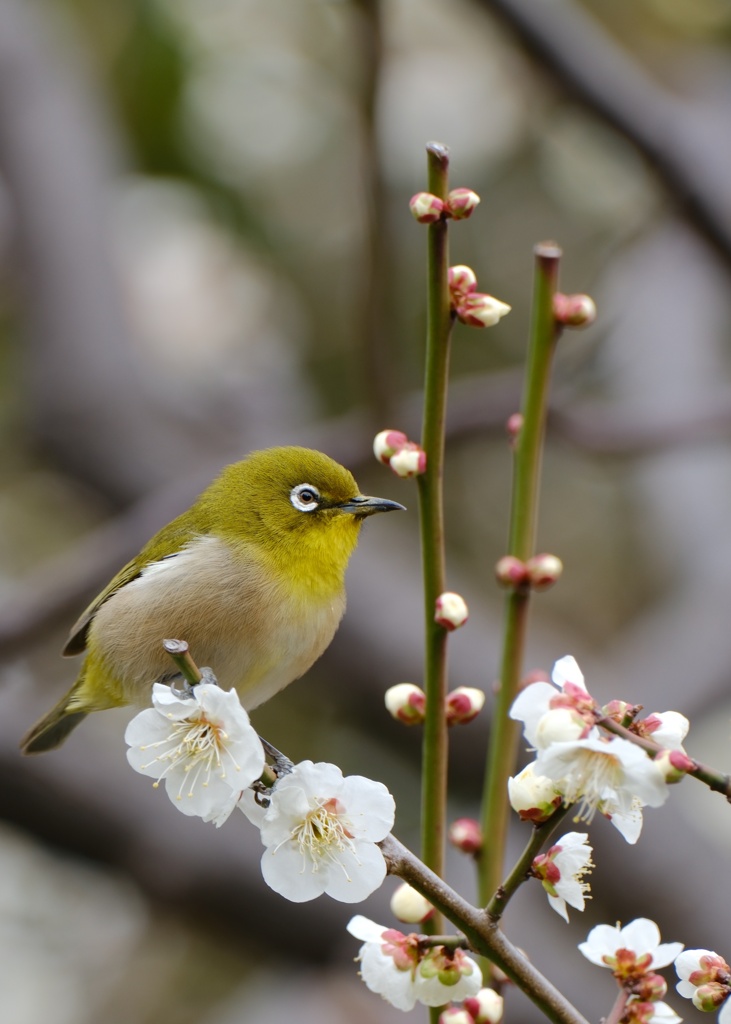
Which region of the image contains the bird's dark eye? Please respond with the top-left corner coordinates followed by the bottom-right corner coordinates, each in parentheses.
top-left (290, 482), bottom-right (321, 512)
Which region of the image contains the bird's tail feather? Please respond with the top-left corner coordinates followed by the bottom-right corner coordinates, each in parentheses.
top-left (21, 685), bottom-right (89, 754)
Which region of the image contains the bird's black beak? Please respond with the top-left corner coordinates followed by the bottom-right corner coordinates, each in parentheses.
top-left (336, 494), bottom-right (406, 517)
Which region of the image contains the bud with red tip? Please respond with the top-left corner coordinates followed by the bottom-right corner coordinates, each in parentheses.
top-left (464, 988), bottom-right (505, 1024)
top-left (526, 553), bottom-right (563, 590)
top-left (456, 293), bottom-right (512, 328)
top-left (390, 446), bottom-right (427, 478)
top-left (654, 748), bottom-right (695, 783)
top-left (495, 555), bottom-right (529, 588)
top-left (449, 264), bottom-right (478, 301)
top-left (553, 293), bottom-right (597, 328)
top-left (385, 683), bottom-right (426, 725)
top-left (446, 188), bottom-right (481, 220)
top-left (373, 429), bottom-right (410, 466)
top-left (435, 592), bottom-right (469, 630)
top-left (410, 192), bottom-right (445, 223)
top-left (448, 817), bottom-right (483, 855)
top-left (446, 687), bottom-right (485, 725)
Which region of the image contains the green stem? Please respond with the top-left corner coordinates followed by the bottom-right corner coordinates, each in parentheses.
top-left (416, 142), bottom-right (453, 931)
top-left (162, 638), bottom-right (202, 685)
top-left (487, 804), bottom-right (572, 920)
top-left (478, 243), bottom-right (562, 906)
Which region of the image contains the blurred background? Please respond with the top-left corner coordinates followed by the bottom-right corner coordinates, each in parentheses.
top-left (1, 0), bottom-right (730, 1020)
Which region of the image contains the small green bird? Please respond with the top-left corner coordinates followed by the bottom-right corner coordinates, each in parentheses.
top-left (21, 446), bottom-right (404, 754)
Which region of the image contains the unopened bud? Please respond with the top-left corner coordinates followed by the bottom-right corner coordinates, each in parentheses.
top-left (457, 293), bottom-right (512, 328)
top-left (439, 1009), bottom-right (473, 1024)
top-left (495, 555), bottom-right (529, 588)
top-left (634, 973), bottom-right (667, 1002)
top-left (506, 412), bottom-right (523, 446)
top-left (508, 762), bottom-right (562, 823)
top-left (410, 192), bottom-right (445, 224)
top-left (435, 591), bottom-right (469, 630)
top-left (601, 699), bottom-right (637, 725)
top-left (464, 988), bottom-right (504, 1024)
top-left (390, 446), bottom-right (427, 478)
top-left (693, 982), bottom-right (730, 1013)
top-left (448, 817), bottom-right (483, 855)
top-left (535, 707), bottom-right (587, 746)
top-left (526, 553), bottom-right (563, 590)
top-left (553, 292), bottom-right (597, 328)
top-left (654, 747), bottom-right (694, 783)
top-left (448, 264), bottom-right (478, 300)
top-left (385, 683), bottom-right (426, 725)
top-left (390, 882), bottom-right (434, 924)
top-left (446, 187), bottom-right (481, 220)
top-left (373, 429), bottom-right (409, 466)
top-left (446, 687), bottom-right (485, 725)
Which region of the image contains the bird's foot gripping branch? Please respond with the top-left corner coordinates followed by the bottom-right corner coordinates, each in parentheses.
top-left (21, 143), bottom-right (731, 1024)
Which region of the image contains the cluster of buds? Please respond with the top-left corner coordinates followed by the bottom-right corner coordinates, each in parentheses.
top-left (373, 429), bottom-right (426, 478)
top-left (494, 553), bottom-right (563, 592)
top-left (553, 292), bottom-right (597, 328)
top-left (384, 683), bottom-right (484, 727)
top-left (448, 817), bottom-right (483, 856)
top-left (440, 989), bottom-right (504, 1024)
top-left (676, 950), bottom-right (731, 1019)
top-left (409, 188), bottom-right (481, 224)
top-left (435, 591), bottom-right (469, 630)
top-left (449, 265), bottom-right (511, 329)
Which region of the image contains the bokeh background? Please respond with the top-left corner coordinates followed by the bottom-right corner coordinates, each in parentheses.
top-left (1, 0), bottom-right (731, 1021)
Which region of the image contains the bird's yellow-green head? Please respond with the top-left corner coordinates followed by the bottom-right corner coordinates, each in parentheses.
top-left (192, 446), bottom-right (404, 589)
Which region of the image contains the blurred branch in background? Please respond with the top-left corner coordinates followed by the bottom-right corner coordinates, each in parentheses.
top-left (480, 0), bottom-right (731, 269)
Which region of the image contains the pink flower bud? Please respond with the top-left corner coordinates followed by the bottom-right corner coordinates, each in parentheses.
top-left (446, 187), bottom-right (481, 220)
top-left (464, 988), bottom-right (504, 1024)
top-left (525, 553), bottom-right (563, 590)
top-left (409, 192), bottom-right (445, 224)
top-left (389, 446), bottom-right (427, 478)
top-left (601, 699), bottom-right (637, 725)
top-left (448, 817), bottom-right (483, 855)
top-left (456, 292), bottom-right (511, 328)
top-left (384, 683), bottom-right (426, 725)
top-left (446, 687), bottom-right (485, 725)
top-left (654, 747), bottom-right (694, 783)
top-left (373, 429), bottom-right (409, 466)
top-left (508, 763), bottom-right (562, 823)
top-left (435, 591), bottom-right (469, 630)
top-left (553, 292), bottom-right (597, 328)
top-left (448, 264), bottom-right (478, 300)
top-left (494, 555), bottom-right (529, 588)
top-left (505, 412), bottom-right (523, 446)
top-left (390, 882), bottom-right (435, 924)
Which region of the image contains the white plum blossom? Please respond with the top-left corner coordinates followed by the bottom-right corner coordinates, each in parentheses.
top-left (579, 918), bottom-right (683, 979)
top-left (638, 711), bottom-right (690, 751)
top-left (240, 761), bottom-right (395, 903)
top-left (125, 682), bottom-right (265, 823)
top-left (676, 949), bottom-right (731, 1024)
top-left (535, 733), bottom-right (669, 843)
top-left (532, 831), bottom-right (593, 922)
top-left (347, 915), bottom-right (482, 1011)
top-left (510, 655), bottom-right (596, 748)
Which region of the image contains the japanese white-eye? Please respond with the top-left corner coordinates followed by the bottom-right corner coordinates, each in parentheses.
top-left (21, 446), bottom-right (404, 753)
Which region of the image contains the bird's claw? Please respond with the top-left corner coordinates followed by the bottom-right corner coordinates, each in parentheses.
top-left (260, 736), bottom-right (294, 778)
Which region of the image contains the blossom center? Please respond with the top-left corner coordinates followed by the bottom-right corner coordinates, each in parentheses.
top-left (140, 713), bottom-right (234, 797)
top-left (291, 797), bottom-right (356, 868)
top-left (561, 747), bottom-right (622, 821)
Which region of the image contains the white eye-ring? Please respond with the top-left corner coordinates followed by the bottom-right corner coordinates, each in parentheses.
top-left (290, 482), bottom-right (321, 512)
